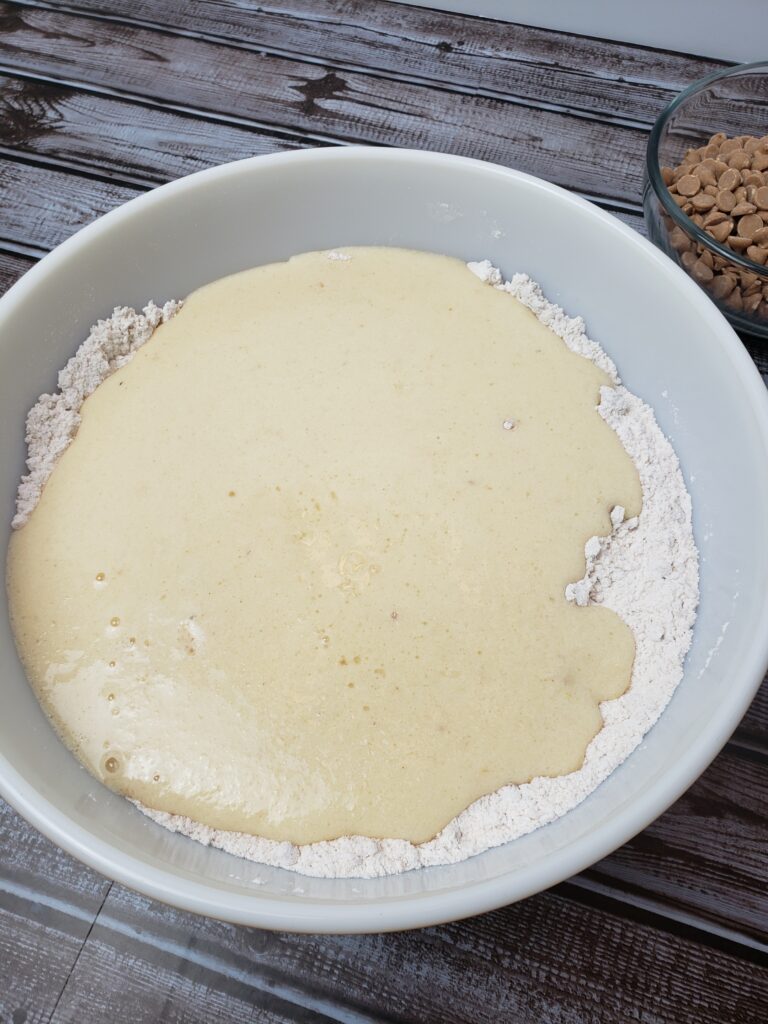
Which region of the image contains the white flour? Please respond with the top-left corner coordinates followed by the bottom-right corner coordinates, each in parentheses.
top-left (14, 257), bottom-right (698, 879)
top-left (12, 301), bottom-right (181, 530)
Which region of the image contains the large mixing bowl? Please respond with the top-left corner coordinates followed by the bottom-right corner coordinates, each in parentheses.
top-left (1, 148), bottom-right (767, 933)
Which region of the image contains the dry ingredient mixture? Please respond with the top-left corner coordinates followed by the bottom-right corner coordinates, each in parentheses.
top-left (9, 252), bottom-right (698, 879)
top-left (13, 300), bottom-right (181, 530)
top-left (662, 132), bottom-right (768, 319)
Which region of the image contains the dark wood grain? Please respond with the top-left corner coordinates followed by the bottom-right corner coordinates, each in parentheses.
top-left (0, 75), bottom-right (305, 186)
top-left (46, 879), bottom-right (768, 1024)
top-left (0, 158), bottom-right (140, 253)
top-left (19, 0), bottom-right (727, 127)
top-left (0, 247), bottom-right (34, 291)
top-left (0, 3), bottom-right (650, 206)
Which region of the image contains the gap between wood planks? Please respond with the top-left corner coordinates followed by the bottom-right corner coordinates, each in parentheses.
top-left (559, 879), bottom-right (768, 963)
top-left (44, 882), bottom-right (114, 1024)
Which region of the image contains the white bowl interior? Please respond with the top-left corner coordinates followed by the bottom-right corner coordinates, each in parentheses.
top-left (1, 148), bottom-right (767, 932)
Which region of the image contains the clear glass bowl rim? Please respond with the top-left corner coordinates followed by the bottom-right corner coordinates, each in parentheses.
top-left (646, 59), bottom-right (768, 278)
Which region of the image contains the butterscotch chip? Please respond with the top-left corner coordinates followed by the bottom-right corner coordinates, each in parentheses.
top-left (708, 220), bottom-right (733, 242)
top-left (669, 226), bottom-right (691, 252)
top-left (729, 150), bottom-right (751, 170)
top-left (691, 193), bottom-right (716, 211)
top-left (711, 274), bottom-right (736, 299)
top-left (677, 174), bottom-right (701, 196)
top-left (663, 135), bottom-right (768, 313)
top-left (696, 166), bottom-right (717, 187)
top-left (718, 167), bottom-right (740, 191)
top-left (691, 259), bottom-right (714, 283)
top-left (740, 270), bottom-right (759, 288)
top-left (738, 214), bottom-right (764, 239)
top-left (743, 171), bottom-right (763, 187)
top-left (731, 201), bottom-right (757, 217)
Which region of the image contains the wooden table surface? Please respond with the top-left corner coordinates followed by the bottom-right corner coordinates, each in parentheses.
top-left (0, 3), bottom-right (766, 1021)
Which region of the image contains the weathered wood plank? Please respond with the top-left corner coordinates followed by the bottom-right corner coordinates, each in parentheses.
top-left (22, 0), bottom-right (725, 127)
top-left (0, 911), bottom-right (82, 1024)
top-left (584, 748), bottom-right (768, 945)
top-left (0, 3), bottom-right (649, 205)
top-left (0, 797), bottom-right (110, 1024)
top-left (0, 247), bottom-right (34, 291)
top-left (0, 158), bottom-right (140, 253)
top-left (49, 892), bottom-right (334, 1024)
top-left (50, 879), bottom-right (768, 1024)
top-left (0, 75), bottom-right (304, 186)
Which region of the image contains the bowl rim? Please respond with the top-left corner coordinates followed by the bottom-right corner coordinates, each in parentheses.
top-left (646, 59), bottom-right (768, 278)
top-left (2, 145), bottom-right (768, 934)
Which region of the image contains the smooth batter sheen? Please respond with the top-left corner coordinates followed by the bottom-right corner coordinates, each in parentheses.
top-left (7, 248), bottom-right (642, 845)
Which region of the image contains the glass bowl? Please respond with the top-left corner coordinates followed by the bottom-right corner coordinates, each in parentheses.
top-left (644, 61), bottom-right (768, 338)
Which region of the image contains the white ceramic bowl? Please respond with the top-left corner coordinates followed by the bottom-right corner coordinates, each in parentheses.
top-left (2, 148), bottom-right (767, 934)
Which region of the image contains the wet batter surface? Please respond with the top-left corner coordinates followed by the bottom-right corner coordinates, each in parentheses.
top-left (7, 248), bottom-right (641, 845)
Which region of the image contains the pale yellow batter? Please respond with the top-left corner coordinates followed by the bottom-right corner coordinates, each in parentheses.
top-left (7, 248), bottom-right (641, 845)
